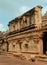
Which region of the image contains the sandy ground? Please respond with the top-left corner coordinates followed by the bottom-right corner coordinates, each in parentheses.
top-left (0, 54), bottom-right (47, 65)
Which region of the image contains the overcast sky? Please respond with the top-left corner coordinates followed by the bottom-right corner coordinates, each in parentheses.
top-left (0, 0), bottom-right (47, 31)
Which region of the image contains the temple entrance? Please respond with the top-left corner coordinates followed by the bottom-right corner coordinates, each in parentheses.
top-left (43, 32), bottom-right (47, 54)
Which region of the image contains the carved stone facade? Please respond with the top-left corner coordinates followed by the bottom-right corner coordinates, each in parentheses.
top-left (7, 6), bottom-right (43, 57)
top-left (0, 5), bottom-right (47, 58)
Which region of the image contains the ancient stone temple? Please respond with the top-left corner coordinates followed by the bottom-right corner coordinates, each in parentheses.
top-left (7, 5), bottom-right (43, 55)
top-left (0, 5), bottom-right (47, 58)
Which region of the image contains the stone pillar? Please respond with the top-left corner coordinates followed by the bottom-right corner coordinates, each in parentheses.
top-left (30, 14), bottom-right (35, 25)
top-left (12, 42), bottom-right (15, 51)
top-left (33, 33), bottom-right (43, 55)
top-left (15, 40), bottom-right (21, 53)
top-left (36, 33), bottom-right (43, 55)
top-left (20, 19), bottom-right (23, 28)
top-left (27, 16), bottom-right (30, 26)
top-left (15, 23), bottom-right (18, 30)
top-left (34, 6), bottom-right (43, 29)
top-left (37, 37), bottom-right (43, 55)
top-left (8, 41), bottom-right (13, 52)
top-left (17, 21), bottom-right (20, 30)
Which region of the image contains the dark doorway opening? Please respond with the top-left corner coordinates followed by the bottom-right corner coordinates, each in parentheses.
top-left (43, 32), bottom-right (47, 54)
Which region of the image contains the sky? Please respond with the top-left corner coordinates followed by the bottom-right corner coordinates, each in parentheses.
top-left (0, 0), bottom-right (47, 31)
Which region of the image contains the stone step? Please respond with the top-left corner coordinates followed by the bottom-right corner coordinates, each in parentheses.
top-left (35, 55), bottom-right (47, 62)
top-left (37, 58), bottom-right (47, 62)
top-left (36, 55), bottom-right (47, 58)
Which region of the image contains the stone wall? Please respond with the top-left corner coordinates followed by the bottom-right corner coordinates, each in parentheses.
top-left (8, 6), bottom-right (42, 32)
top-left (7, 28), bottom-right (43, 55)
